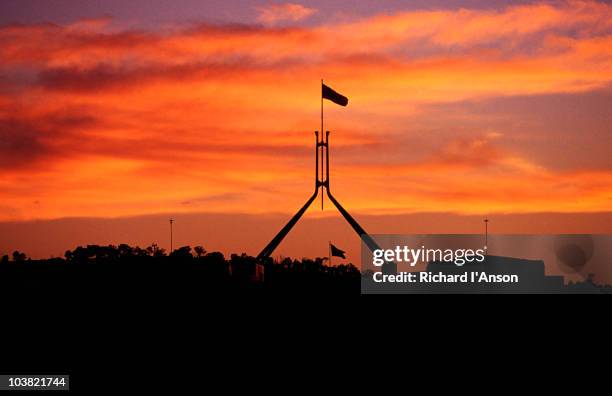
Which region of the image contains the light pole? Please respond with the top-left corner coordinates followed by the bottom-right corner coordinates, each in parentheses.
top-left (169, 218), bottom-right (174, 253)
top-left (484, 218), bottom-right (489, 255)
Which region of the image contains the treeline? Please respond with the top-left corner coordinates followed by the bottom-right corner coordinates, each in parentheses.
top-left (0, 244), bottom-right (360, 296)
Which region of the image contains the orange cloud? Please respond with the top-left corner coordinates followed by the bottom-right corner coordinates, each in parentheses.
top-left (0, 1), bottom-right (612, 222)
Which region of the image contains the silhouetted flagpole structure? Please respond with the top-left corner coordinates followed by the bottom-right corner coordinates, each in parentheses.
top-left (257, 81), bottom-right (383, 261)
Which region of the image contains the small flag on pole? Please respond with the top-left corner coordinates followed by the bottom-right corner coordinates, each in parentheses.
top-left (322, 83), bottom-right (348, 106)
top-left (330, 243), bottom-right (346, 259)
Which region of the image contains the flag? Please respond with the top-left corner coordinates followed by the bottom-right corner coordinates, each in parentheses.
top-left (330, 243), bottom-right (346, 259)
top-left (322, 83), bottom-right (348, 106)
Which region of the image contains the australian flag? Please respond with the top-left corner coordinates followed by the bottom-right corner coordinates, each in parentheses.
top-left (322, 83), bottom-right (348, 106)
top-left (330, 243), bottom-right (346, 259)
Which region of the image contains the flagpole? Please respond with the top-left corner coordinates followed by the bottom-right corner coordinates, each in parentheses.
top-left (321, 79), bottom-right (324, 211)
top-left (329, 240), bottom-right (332, 267)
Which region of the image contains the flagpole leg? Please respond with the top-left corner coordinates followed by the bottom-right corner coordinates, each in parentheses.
top-left (256, 132), bottom-right (321, 260)
top-left (321, 79), bottom-right (324, 211)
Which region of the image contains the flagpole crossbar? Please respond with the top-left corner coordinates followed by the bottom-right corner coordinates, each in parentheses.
top-left (256, 130), bottom-right (384, 261)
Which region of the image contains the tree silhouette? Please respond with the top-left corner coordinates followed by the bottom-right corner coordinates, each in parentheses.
top-left (0, 243), bottom-right (364, 296)
top-left (146, 243), bottom-right (166, 257)
top-left (170, 246), bottom-right (192, 258)
top-left (12, 251), bottom-right (27, 262)
top-left (194, 246), bottom-right (206, 258)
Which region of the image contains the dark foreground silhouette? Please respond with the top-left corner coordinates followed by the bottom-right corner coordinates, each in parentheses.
top-left (0, 244), bottom-right (361, 297)
top-left (4, 244), bottom-right (608, 297)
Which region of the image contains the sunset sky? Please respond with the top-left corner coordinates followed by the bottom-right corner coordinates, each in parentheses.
top-left (1, 0), bottom-right (612, 262)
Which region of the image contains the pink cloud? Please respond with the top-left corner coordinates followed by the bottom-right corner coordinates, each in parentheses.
top-left (256, 3), bottom-right (317, 25)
